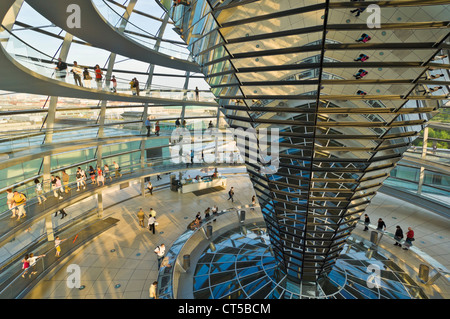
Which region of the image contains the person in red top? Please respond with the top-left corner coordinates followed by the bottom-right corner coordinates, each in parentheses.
top-left (155, 121), bottom-right (160, 136)
top-left (94, 64), bottom-right (103, 90)
top-left (403, 227), bottom-right (415, 250)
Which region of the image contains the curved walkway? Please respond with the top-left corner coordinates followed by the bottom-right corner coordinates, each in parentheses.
top-left (25, 0), bottom-right (200, 73)
top-left (0, 1), bottom-right (213, 105)
top-left (0, 161), bottom-right (243, 247)
top-left (0, 41), bottom-right (214, 105)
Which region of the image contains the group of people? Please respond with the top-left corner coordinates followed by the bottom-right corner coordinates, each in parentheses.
top-left (75, 161), bottom-right (122, 191)
top-left (6, 189), bottom-right (28, 221)
top-left (21, 235), bottom-right (67, 278)
top-left (55, 59), bottom-right (125, 93)
top-left (21, 252), bottom-right (46, 278)
top-left (5, 161), bottom-right (124, 221)
top-left (175, 118), bottom-right (187, 128)
top-left (137, 207), bottom-right (158, 234)
top-left (55, 59), bottom-right (108, 90)
top-left (363, 214), bottom-right (415, 250)
top-left (144, 117), bottom-right (160, 137)
top-left (129, 78), bottom-right (140, 96)
top-left (191, 205), bottom-right (219, 229)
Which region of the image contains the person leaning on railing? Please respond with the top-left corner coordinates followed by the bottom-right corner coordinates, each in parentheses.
top-left (403, 227), bottom-right (415, 251)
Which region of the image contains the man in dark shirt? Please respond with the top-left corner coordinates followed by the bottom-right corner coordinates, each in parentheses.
top-left (394, 226), bottom-right (404, 247)
top-left (55, 58), bottom-right (68, 81)
top-left (376, 218), bottom-right (386, 231)
top-left (363, 214), bottom-right (370, 231)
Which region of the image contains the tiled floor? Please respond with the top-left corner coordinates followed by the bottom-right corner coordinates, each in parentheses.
top-left (25, 174), bottom-right (450, 299)
top-left (25, 174), bottom-right (256, 299)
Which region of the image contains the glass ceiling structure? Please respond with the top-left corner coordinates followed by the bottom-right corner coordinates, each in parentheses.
top-left (157, 0), bottom-right (450, 286)
top-left (0, 0), bottom-right (228, 213)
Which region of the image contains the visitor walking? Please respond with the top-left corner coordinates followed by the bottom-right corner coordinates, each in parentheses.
top-left (54, 236), bottom-right (67, 257)
top-left (147, 180), bottom-right (153, 195)
top-left (355, 33), bottom-right (371, 43)
top-left (134, 78), bottom-right (140, 96)
top-left (54, 208), bottom-right (67, 219)
top-left (350, 7), bottom-right (365, 17)
top-left (195, 86), bottom-right (199, 101)
top-left (76, 168), bottom-right (85, 191)
top-left (104, 164), bottom-right (112, 182)
top-left (13, 190), bottom-right (27, 221)
top-left (21, 254), bottom-right (30, 278)
top-left (94, 64), bottom-right (103, 90)
top-left (34, 178), bottom-right (47, 205)
top-left (376, 218), bottom-right (386, 231)
top-left (145, 116), bottom-right (151, 137)
top-left (354, 54), bottom-right (369, 62)
top-left (27, 253), bottom-right (46, 277)
top-left (89, 166), bottom-right (97, 185)
top-left (394, 226), bottom-right (404, 247)
top-left (62, 170), bottom-right (70, 193)
top-left (155, 121), bottom-right (160, 136)
top-left (149, 207), bottom-right (157, 218)
top-left (137, 208), bottom-right (145, 228)
top-left (6, 189), bottom-right (15, 216)
top-left (353, 69), bottom-right (368, 79)
top-left (227, 187), bottom-right (235, 202)
top-left (71, 61), bottom-right (83, 86)
top-left (80, 167), bottom-right (87, 188)
top-left (55, 176), bottom-right (64, 198)
top-left (111, 75), bottom-right (117, 93)
top-left (113, 161), bottom-right (122, 178)
top-left (154, 244), bottom-right (165, 269)
top-left (148, 215), bottom-right (156, 234)
top-left (363, 214), bottom-right (370, 231)
top-left (97, 166), bottom-right (105, 186)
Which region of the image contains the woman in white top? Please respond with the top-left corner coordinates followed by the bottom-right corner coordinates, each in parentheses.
top-left (104, 164), bottom-right (112, 182)
top-left (54, 176), bottom-right (64, 199)
top-left (34, 179), bottom-right (47, 204)
top-left (97, 166), bottom-right (105, 186)
top-left (54, 236), bottom-right (66, 257)
top-left (27, 252), bottom-right (46, 276)
top-left (6, 189), bottom-right (14, 211)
